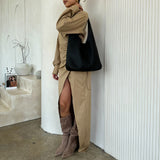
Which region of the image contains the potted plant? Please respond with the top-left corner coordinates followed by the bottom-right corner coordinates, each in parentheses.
top-left (12, 38), bottom-right (33, 75)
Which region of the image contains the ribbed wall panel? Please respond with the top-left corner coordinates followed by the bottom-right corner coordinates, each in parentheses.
top-left (105, 0), bottom-right (160, 160)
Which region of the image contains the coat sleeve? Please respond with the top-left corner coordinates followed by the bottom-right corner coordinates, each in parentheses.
top-left (52, 35), bottom-right (61, 75)
top-left (56, 5), bottom-right (88, 35)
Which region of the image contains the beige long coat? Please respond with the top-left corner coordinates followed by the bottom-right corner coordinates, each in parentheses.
top-left (52, 4), bottom-right (91, 152)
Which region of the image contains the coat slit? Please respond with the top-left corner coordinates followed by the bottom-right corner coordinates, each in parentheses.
top-left (58, 71), bottom-right (70, 119)
top-left (57, 72), bottom-right (81, 149)
top-left (57, 70), bottom-right (90, 153)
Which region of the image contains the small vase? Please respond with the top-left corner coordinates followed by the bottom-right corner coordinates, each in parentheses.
top-left (14, 63), bottom-right (32, 75)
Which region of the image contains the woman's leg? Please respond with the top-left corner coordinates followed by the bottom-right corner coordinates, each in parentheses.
top-left (55, 78), bottom-right (72, 157)
top-left (59, 78), bottom-right (72, 117)
top-left (59, 75), bottom-right (78, 158)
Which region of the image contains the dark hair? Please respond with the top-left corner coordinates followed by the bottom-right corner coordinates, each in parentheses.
top-left (78, 0), bottom-right (80, 3)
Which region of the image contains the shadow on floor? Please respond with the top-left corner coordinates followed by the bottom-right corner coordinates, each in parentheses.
top-left (0, 118), bottom-right (116, 160)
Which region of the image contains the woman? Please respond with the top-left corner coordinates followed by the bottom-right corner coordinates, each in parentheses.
top-left (52, 0), bottom-right (91, 158)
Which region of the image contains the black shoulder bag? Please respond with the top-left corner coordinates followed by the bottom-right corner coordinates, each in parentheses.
top-left (66, 19), bottom-right (102, 71)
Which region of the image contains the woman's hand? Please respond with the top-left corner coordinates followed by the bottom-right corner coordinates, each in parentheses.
top-left (76, 3), bottom-right (83, 11)
top-left (53, 73), bottom-right (59, 80)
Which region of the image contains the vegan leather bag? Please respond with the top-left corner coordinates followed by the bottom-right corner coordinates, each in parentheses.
top-left (66, 19), bottom-right (102, 71)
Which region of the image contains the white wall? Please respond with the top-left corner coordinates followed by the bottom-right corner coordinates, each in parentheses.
top-left (41, 0), bottom-right (106, 150)
top-left (41, 0), bottom-right (64, 134)
top-left (0, 0), bottom-right (41, 85)
top-left (105, 0), bottom-right (160, 160)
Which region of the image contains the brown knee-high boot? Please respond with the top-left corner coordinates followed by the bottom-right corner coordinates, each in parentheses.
top-left (62, 117), bottom-right (79, 159)
top-left (55, 114), bottom-right (72, 157)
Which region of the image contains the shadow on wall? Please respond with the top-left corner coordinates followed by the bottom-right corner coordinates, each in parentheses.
top-left (84, 0), bottom-right (106, 150)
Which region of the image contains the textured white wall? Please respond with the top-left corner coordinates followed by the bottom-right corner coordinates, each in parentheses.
top-left (0, 0), bottom-right (41, 85)
top-left (105, 0), bottom-right (160, 160)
